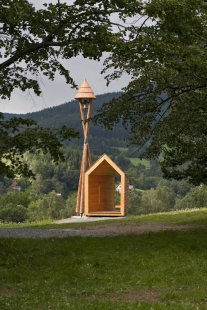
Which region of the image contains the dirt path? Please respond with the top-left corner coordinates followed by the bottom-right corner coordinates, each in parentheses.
top-left (0, 222), bottom-right (205, 238)
top-left (83, 222), bottom-right (197, 234)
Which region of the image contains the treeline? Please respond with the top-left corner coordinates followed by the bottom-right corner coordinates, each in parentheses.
top-left (0, 146), bottom-right (207, 223)
top-left (0, 191), bottom-right (77, 223)
top-left (128, 182), bottom-right (207, 215)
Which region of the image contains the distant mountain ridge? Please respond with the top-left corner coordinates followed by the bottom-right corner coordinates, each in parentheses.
top-left (5, 92), bottom-right (128, 154)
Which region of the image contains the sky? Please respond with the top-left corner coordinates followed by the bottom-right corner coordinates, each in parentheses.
top-left (0, 1), bottom-right (130, 114)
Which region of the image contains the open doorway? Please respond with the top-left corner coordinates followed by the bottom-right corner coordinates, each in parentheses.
top-left (114, 173), bottom-right (121, 211)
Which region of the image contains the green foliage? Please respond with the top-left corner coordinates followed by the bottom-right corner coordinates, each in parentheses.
top-left (27, 148), bottom-right (82, 196)
top-left (0, 204), bottom-right (27, 223)
top-left (0, 0), bottom-right (140, 99)
top-left (127, 180), bottom-right (191, 216)
top-left (0, 191), bottom-right (35, 208)
top-left (0, 0), bottom-right (141, 179)
top-left (96, 0), bottom-right (207, 185)
top-left (27, 191), bottom-right (66, 221)
top-left (113, 153), bottom-right (131, 170)
top-left (64, 192), bottom-right (77, 218)
top-left (0, 189), bottom-right (76, 223)
top-left (0, 191), bottom-right (35, 223)
top-left (175, 186), bottom-right (207, 210)
top-left (126, 159), bottom-right (162, 190)
top-left (6, 92), bottom-right (128, 155)
top-left (128, 190), bottom-right (142, 215)
top-left (139, 184), bottom-right (175, 214)
top-left (0, 113), bottom-right (79, 178)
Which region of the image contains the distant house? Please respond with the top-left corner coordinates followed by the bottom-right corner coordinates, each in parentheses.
top-left (116, 184), bottom-right (134, 193)
top-left (11, 180), bottom-right (21, 191)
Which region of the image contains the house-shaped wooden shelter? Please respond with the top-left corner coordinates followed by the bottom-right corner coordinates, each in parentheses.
top-left (85, 154), bottom-right (128, 217)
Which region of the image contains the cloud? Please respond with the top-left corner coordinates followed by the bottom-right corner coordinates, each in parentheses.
top-left (1, 55), bottom-right (130, 114)
top-left (0, 1), bottom-right (130, 114)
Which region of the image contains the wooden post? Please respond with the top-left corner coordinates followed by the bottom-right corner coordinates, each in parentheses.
top-left (74, 80), bottom-right (95, 216)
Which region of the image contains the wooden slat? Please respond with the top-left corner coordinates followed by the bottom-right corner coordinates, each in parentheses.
top-left (87, 211), bottom-right (123, 217)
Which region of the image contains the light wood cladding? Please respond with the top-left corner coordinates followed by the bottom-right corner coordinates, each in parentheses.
top-left (85, 154), bottom-right (128, 217)
top-left (75, 81), bottom-right (95, 215)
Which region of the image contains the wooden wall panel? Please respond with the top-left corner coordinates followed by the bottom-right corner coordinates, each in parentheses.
top-left (87, 175), bottom-right (115, 213)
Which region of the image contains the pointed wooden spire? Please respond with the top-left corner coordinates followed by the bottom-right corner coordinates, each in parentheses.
top-left (75, 79), bottom-right (96, 100)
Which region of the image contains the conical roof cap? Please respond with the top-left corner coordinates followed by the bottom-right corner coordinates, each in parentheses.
top-left (75, 79), bottom-right (96, 99)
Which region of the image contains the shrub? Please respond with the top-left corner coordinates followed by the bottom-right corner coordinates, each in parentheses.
top-left (62, 192), bottom-right (77, 218)
top-left (27, 191), bottom-right (66, 221)
top-left (175, 186), bottom-right (207, 210)
top-left (128, 190), bottom-right (142, 215)
top-left (0, 204), bottom-right (27, 223)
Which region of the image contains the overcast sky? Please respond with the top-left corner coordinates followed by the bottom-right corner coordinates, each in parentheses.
top-left (0, 1), bottom-right (130, 114)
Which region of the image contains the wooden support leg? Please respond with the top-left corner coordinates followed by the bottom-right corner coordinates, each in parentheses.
top-left (76, 99), bottom-right (93, 216)
top-left (87, 143), bottom-right (92, 167)
top-left (79, 144), bottom-right (87, 215)
top-left (76, 170), bottom-right (82, 214)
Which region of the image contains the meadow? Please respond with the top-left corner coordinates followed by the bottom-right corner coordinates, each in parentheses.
top-left (1, 209), bottom-right (207, 309)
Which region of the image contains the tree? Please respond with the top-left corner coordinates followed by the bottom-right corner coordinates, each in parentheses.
top-left (175, 185), bottom-right (207, 210)
top-left (0, 0), bottom-right (140, 99)
top-left (0, 0), bottom-right (140, 178)
top-left (96, 0), bottom-right (207, 185)
top-left (0, 203), bottom-right (27, 223)
top-left (27, 191), bottom-right (66, 221)
top-left (0, 114), bottom-right (78, 178)
top-left (139, 183), bottom-right (176, 214)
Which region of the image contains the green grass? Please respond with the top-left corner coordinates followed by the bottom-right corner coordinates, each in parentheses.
top-left (1, 208), bottom-right (207, 230)
top-left (27, 207), bottom-right (207, 230)
top-left (0, 219), bottom-right (54, 228)
top-left (1, 209), bottom-right (207, 309)
top-left (130, 208), bottom-right (207, 225)
top-left (113, 147), bottom-right (128, 152)
top-left (1, 229), bottom-right (207, 309)
top-left (128, 157), bottom-right (151, 168)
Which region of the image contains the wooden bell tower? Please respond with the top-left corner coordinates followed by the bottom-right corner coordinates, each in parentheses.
top-left (74, 80), bottom-right (96, 216)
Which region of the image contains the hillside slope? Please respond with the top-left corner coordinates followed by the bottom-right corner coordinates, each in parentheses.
top-left (5, 92), bottom-right (128, 154)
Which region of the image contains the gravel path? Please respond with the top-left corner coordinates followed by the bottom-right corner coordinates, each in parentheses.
top-left (0, 227), bottom-right (114, 238)
top-left (0, 222), bottom-right (204, 238)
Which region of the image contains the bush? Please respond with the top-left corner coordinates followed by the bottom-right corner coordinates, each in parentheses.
top-left (0, 191), bottom-right (35, 208)
top-left (128, 190), bottom-right (142, 215)
top-left (63, 192), bottom-right (77, 218)
top-left (175, 186), bottom-right (207, 210)
top-left (0, 204), bottom-right (27, 223)
top-left (131, 184), bottom-right (176, 215)
top-left (27, 191), bottom-right (66, 221)
top-left (140, 188), bottom-right (166, 214)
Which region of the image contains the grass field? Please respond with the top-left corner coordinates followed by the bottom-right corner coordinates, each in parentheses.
top-left (112, 147), bottom-right (151, 168)
top-left (128, 157), bottom-right (151, 169)
top-left (1, 209), bottom-right (207, 309)
top-left (1, 208), bottom-right (207, 229)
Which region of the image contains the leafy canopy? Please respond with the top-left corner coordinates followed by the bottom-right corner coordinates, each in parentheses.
top-left (0, 0), bottom-right (140, 178)
top-left (0, 0), bottom-right (141, 99)
top-left (96, 0), bottom-right (207, 185)
top-left (0, 113), bottom-right (78, 178)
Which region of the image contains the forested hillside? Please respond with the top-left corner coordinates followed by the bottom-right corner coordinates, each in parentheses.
top-left (1, 93), bottom-right (206, 224)
top-left (5, 92), bottom-right (128, 155)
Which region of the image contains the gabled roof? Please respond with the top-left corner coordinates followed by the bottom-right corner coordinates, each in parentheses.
top-left (85, 154), bottom-right (125, 176)
top-left (75, 79), bottom-right (96, 99)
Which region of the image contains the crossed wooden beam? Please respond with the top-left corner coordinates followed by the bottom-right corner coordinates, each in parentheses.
top-left (76, 99), bottom-right (93, 215)
top-left (74, 80), bottom-right (95, 216)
